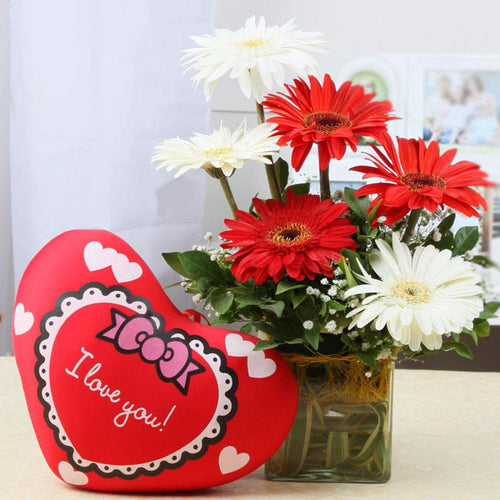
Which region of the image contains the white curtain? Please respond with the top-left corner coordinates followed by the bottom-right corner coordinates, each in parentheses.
top-left (5, 0), bottom-right (214, 353)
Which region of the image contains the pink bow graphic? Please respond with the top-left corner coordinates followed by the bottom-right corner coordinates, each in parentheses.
top-left (97, 309), bottom-right (203, 394)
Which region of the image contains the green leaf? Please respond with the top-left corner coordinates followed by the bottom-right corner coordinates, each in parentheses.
top-left (276, 280), bottom-right (306, 295)
top-left (248, 192), bottom-right (259, 215)
top-left (162, 252), bottom-right (190, 278)
top-left (304, 328), bottom-right (321, 350)
top-left (286, 183), bottom-right (310, 197)
top-left (484, 301), bottom-right (500, 314)
top-left (328, 300), bottom-right (346, 311)
top-left (442, 341), bottom-right (473, 359)
top-left (473, 320), bottom-right (490, 337)
top-left (164, 280), bottom-right (184, 289)
top-left (178, 251), bottom-right (224, 283)
top-left (285, 338), bottom-right (305, 344)
top-left (463, 328), bottom-right (478, 345)
top-left (254, 339), bottom-right (281, 351)
top-left (471, 255), bottom-right (499, 268)
top-left (210, 289), bottom-right (234, 314)
top-left (437, 213), bottom-right (456, 233)
top-left (341, 249), bottom-right (363, 274)
top-left (292, 290), bottom-right (307, 309)
top-left (251, 321), bottom-right (277, 337)
top-left (197, 277), bottom-right (212, 295)
top-left (344, 187), bottom-right (371, 220)
top-left (259, 301), bottom-right (285, 318)
top-left (275, 158), bottom-right (289, 192)
top-left (452, 226), bottom-right (479, 255)
top-left (234, 294), bottom-right (262, 306)
top-left (355, 351), bottom-right (379, 370)
top-left (479, 308), bottom-right (498, 320)
top-left (367, 200), bottom-right (382, 225)
top-left (433, 230), bottom-right (454, 250)
top-left (341, 333), bottom-right (357, 350)
top-left (338, 257), bottom-right (357, 287)
top-left (240, 323), bottom-right (253, 334)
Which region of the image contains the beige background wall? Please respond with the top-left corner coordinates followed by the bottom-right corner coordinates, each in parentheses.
top-left (0, 0), bottom-right (13, 355)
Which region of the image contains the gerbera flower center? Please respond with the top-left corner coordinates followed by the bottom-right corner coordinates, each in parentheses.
top-left (205, 147), bottom-right (234, 158)
top-left (267, 222), bottom-right (313, 246)
top-left (304, 111), bottom-right (353, 134)
top-left (236, 38), bottom-right (268, 49)
top-left (401, 172), bottom-right (447, 192)
top-left (392, 281), bottom-right (431, 305)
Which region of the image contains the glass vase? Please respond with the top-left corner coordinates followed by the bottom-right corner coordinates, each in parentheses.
top-left (265, 353), bottom-right (394, 483)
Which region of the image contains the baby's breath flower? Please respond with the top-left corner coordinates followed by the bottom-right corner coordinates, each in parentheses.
top-left (365, 371), bottom-right (372, 378)
top-left (377, 216), bottom-right (387, 224)
top-left (320, 278), bottom-right (329, 285)
top-left (325, 320), bottom-right (337, 333)
top-left (204, 232), bottom-right (213, 241)
top-left (361, 342), bottom-right (370, 351)
top-left (432, 229), bottom-right (442, 242)
top-left (377, 347), bottom-right (393, 360)
top-left (303, 320), bottom-right (314, 330)
top-left (192, 293), bottom-right (202, 303)
top-left (328, 285), bottom-right (337, 296)
top-left (464, 250), bottom-right (474, 261)
top-left (320, 294), bottom-right (330, 302)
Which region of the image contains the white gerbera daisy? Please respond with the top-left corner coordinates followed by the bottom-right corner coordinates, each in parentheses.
top-left (345, 234), bottom-right (484, 351)
top-left (183, 16), bottom-right (327, 102)
top-left (152, 121), bottom-right (279, 178)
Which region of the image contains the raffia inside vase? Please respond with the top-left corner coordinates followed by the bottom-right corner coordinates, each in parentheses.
top-left (266, 353), bottom-right (394, 483)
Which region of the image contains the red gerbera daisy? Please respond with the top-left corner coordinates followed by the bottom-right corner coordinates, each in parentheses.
top-left (220, 190), bottom-right (358, 284)
top-left (263, 74), bottom-right (396, 171)
top-left (352, 134), bottom-right (494, 225)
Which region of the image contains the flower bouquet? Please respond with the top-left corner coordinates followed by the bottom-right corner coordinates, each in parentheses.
top-left (152, 17), bottom-right (498, 483)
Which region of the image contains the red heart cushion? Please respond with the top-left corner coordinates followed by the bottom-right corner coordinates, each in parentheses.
top-left (13, 230), bottom-right (298, 491)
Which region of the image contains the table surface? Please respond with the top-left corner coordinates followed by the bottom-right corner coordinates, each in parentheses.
top-left (1, 357), bottom-right (499, 500)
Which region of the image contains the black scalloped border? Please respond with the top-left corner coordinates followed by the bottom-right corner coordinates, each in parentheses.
top-left (34, 282), bottom-right (238, 479)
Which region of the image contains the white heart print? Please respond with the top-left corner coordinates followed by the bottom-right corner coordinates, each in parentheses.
top-left (84, 241), bottom-right (142, 283)
top-left (58, 461), bottom-right (89, 486)
top-left (14, 303), bottom-right (34, 336)
top-left (225, 334), bottom-right (277, 378)
top-left (218, 446), bottom-right (250, 475)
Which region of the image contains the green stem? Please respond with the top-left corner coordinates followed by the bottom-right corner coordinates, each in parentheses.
top-left (402, 208), bottom-right (423, 243)
top-left (319, 164), bottom-right (331, 200)
top-left (255, 101), bottom-right (281, 201)
top-left (219, 176), bottom-right (238, 216)
top-left (255, 101), bottom-right (266, 124)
